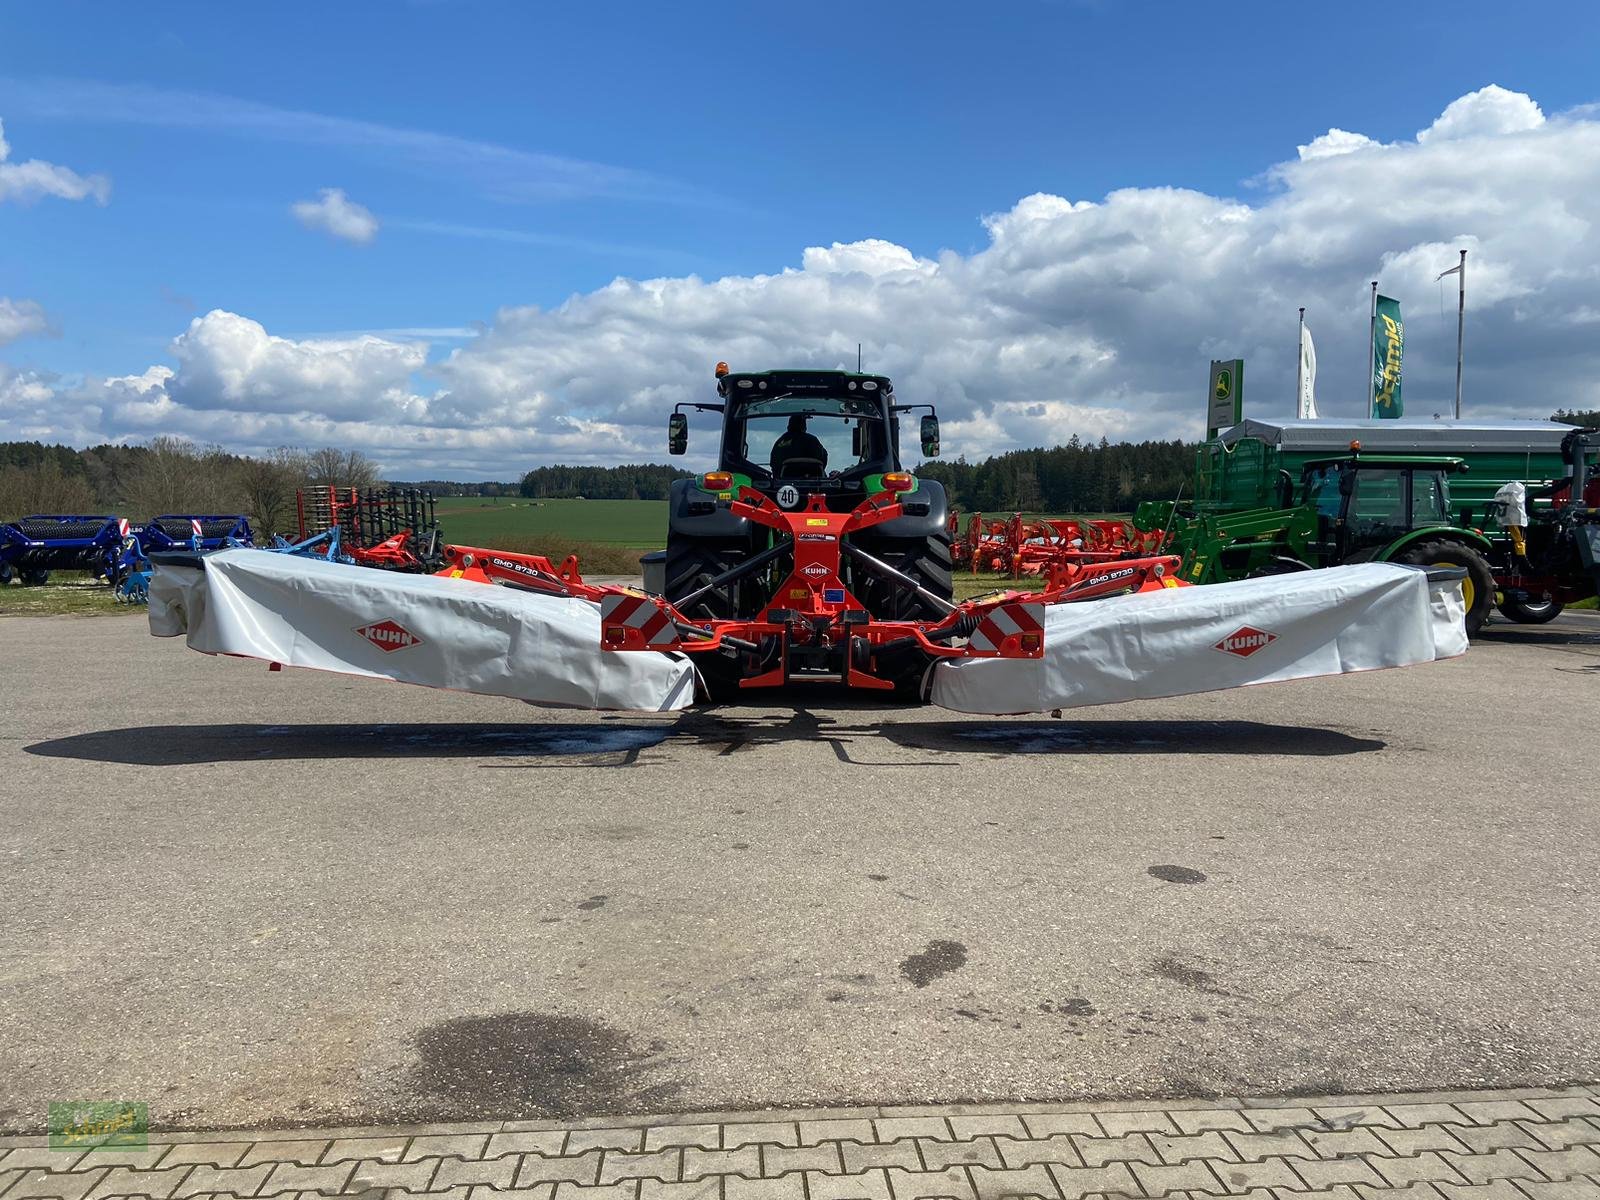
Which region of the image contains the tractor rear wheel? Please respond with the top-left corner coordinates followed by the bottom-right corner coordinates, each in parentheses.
top-left (19, 568), bottom-right (50, 587)
top-left (1495, 595), bottom-right (1565, 624)
top-left (850, 533), bottom-right (954, 622)
top-left (1396, 539), bottom-right (1495, 637)
top-left (663, 536), bottom-right (757, 702)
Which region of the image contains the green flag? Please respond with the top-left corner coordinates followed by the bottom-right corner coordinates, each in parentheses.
top-left (1372, 294), bottom-right (1404, 418)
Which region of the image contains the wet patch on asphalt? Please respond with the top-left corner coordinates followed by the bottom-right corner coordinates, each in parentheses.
top-left (1149, 864), bottom-right (1208, 884)
top-left (576, 895), bottom-right (608, 911)
top-left (1150, 956), bottom-right (1220, 992)
top-left (410, 1011), bottom-right (679, 1119)
top-left (899, 940), bottom-right (968, 988)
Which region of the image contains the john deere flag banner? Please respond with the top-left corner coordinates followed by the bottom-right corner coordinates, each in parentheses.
top-left (1372, 295), bottom-right (1403, 418)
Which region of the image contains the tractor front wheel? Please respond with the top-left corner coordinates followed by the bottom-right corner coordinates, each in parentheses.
top-left (1396, 539), bottom-right (1495, 637)
top-left (19, 568), bottom-right (50, 587)
top-left (1495, 595), bottom-right (1565, 624)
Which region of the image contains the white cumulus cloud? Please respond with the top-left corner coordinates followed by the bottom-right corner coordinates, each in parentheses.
top-left (0, 297), bottom-right (52, 345)
top-left (6, 85), bottom-right (1600, 478)
top-left (0, 117), bottom-right (111, 205)
top-left (291, 187), bottom-right (379, 244)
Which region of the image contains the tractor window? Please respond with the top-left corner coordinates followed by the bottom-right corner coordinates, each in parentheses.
top-left (732, 394), bottom-right (889, 479)
top-left (1410, 471), bottom-right (1450, 526)
top-left (1349, 469), bottom-right (1408, 541)
top-left (1305, 466), bottom-right (1343, 519)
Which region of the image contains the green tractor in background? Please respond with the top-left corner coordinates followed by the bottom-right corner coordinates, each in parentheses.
top-left (1138, 450), bottom-right (1498, 634)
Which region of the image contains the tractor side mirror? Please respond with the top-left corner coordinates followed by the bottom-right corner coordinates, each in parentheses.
top-left (668, 413), bottom-right (688, 455)
top-left (919, 414), bottom-right (941, 459)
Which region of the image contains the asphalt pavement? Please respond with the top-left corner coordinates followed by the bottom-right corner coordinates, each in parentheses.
top-left (1, 608), bottom-right (1596, 1134)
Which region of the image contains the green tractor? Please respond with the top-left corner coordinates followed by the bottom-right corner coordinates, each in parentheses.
top-left (1146, 450), bottom-right (1498, 635)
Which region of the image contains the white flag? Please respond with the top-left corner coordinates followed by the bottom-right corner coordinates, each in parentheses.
top-left (1297, 321), bottom-right (1318, 419)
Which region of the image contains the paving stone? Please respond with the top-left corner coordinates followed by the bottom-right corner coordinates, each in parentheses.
top-left (1149, 1133), bottom-right (1238, 1166)
top-left (1455, 1105), bottom-right (1544, 1127)
top-left (843, 1140), bottom-right (924, 1175)
top-left (640, 1180), bottom-right (723, 1200)
top-left (647, 1127), bottom-right (721, 1152)
top-left (888, 1165), bottom-right (978, 1200)
top-left (1244, 1109), bottom-right (1320, 1133)
top-left (600, 1149), bottom-right (684, 1184)
top-left (1098, 1113), bottom-right (1180, 1138)
top-left (1270, 1186), bottom-right (1363, 1200)
top-left (555, 1182), bottom-right (643, 1200)
top-left (240, 1139), bottom-right (332, 1167)
top-left (475, 1185), bottom-right (558, 1200)
top-left (1304, 1129), bottom-right (1391, 1160)
top-left (519, 1151), bottom-right (606, 1187)
top-left (1523, 1101), bottom-right (1600, 1124)
top-left (1353, 1186), bottom-right (1447, 1200)
top-left (1515, 1146), bottom-right (1600, 1180)
top-left (492, 1132), bottom-right (575, 1158)
top-left (1020, 1117), bottom-right (1103, 1140)
top-left (169, 1161), bottom-right (275, 1196)
top-left (1521, 1120), bottom-right (1600, 1151)
top-left (324, 1135), bottom-right (413, 1164)
top-left (1210, 1157), bottom-right (1305, 1192)
top-left (1044, 1160), bottom-right (1139, 1200)
top-left (0, 1148), bottom-right (89, 1171)
top-left (1071, 1134), bottom-right (1158, 1167)
top-left (800, 1121), bottom-right (878, 1148)
top-left (1378, 1128), bottom-right (1471, 1157)
top-left (879, 1120), bottom-right (955, 1144)
top-left (761, 1142), bottom-right (841, 1176)
top-left (261, 1158), bottom-right (357, 1193)
top-left (683, 1147), bottom-right (761, 1183)
top-left (1383, 1109), bottom-right (1471, 1131)
top-left (1316, 1110), bottom-right (1404, 1132)
top-left (1130, 1158), bottom-right (1226, 1195)
top-left (346, 1156), bottom-right (441, 1192)
top-left (723, 1171), bottom-right (808, 1200)
top-left (74, 1146), bottom-right (174, 1169)
top-left (1224, 1130), bottom-right (1315, 1162)
top-left (808, 1166), bottom-right (894, 1200)
top-left (1438, 1151), bottom-right (1543, 1185)
top-left (1172, 1113), bottom-right (1253, 1136)
top-left (968, 1163), bottom-right (1062, 1199)
top-left (430, 1152), bottom-right (522, 1190)
top-left (1293, 1157), bottom-right (1387, 1190)
top-left (569, 1130), bottom-right (648, 1155)
top-left (7, 1170), bottom-right (109, 1200)
top-left (997, 1135), bottom-right (1082, 1170)
top-left (1436, 1184), bottom-right (1532, 1200)
top-left (951, 1117), bottom-right (1030, 1143)
top-left (159, 1141), bottom-right (254, 1169)
top-left (722, 1125), bottom-right (799, 1151)
top-left (1366, 1153), bottom-right (1466, 1187)
top-left (1514, 1182), bottom-right (1600, 1200)
top-left (82, 1165), bottom-right (191, 1200)
top-left (920, 1139), bottom-right (1004, 1171)
top-left (1452, 1127), bottom-right (1546, 1155)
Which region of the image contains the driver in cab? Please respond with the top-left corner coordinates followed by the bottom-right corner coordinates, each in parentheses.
top-left (771, 414), bottom-right (828, 478)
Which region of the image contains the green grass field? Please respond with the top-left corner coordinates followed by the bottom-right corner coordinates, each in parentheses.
top-left (437, 498), bottom-right (667, 547)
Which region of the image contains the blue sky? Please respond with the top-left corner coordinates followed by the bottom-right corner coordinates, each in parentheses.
top-left (3, 1), bottom-right (1599, 474)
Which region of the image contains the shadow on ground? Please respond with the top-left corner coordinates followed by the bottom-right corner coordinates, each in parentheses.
top-left (26, 711), bottom-right (1382, 767)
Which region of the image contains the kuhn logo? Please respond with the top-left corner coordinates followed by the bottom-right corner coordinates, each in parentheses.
top-left (356, 619), bottom-right (423, 652)
top-left (801, 563), bottom-right (830, 578)
top-left (1214, 625), bottom-right (1276, 658)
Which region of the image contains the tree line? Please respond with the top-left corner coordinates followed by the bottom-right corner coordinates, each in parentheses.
top-left (920, 436), bottom-right (1198, 513)
top-left (517, 464), bottom-right (694, 499)
top-left (0, 439), bottom-right (381, 539)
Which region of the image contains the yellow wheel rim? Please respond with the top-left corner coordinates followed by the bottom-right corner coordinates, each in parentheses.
top-left (1434, 559), bottom-right (1474, 610)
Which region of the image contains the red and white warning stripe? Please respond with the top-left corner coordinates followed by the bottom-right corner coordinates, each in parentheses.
top-left (967, 602), bottom-right (1044, 657)
top-left (191, 518), bottom-right (204, 537)
top-left (600, 592), bottom-right (680, 648)
top-left (117, 518), bottom-right (130, 537)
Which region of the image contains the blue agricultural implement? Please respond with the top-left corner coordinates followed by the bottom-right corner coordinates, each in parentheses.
top-left (0, 515), bottom-right (131, 587)
top-left (113, 515), bottom-right (255, 603)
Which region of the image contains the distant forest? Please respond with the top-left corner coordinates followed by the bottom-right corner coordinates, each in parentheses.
top-left (517, 464), bottom-right (693, 500)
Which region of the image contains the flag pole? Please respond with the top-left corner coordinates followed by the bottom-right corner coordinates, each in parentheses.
top-left (1296, 307), bottom-right (1305, 419)
top-left (1367, 281), bottom-right (1378, 417)
top-left (1453, 249), bottom-right (1466, 418)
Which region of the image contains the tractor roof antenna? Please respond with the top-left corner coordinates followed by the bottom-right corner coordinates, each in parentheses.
top-left (858, 343), bottom-right (862, 373)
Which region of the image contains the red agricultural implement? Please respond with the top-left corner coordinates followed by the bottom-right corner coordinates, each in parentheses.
top-left (294, 486), bottom-right (443, 572)
top-left (951, 510), bottom-right (1169, 578)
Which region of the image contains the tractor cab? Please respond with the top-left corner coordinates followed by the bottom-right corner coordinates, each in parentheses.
top-left (1300, 452), bottom-right (1465, 560)
top-left (668, 365), bottom-right (939, 512)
